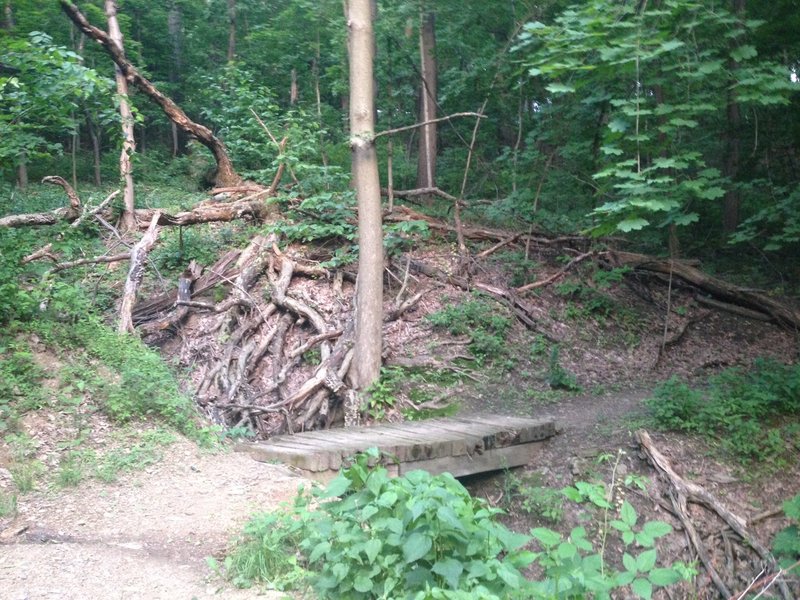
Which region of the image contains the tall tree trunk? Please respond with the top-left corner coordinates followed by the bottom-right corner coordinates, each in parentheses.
top-left (86, 112), bottom-right (102, 186)
top-left (17, 158), bottom-right (27, 190)
top-left (416, 8), bottom-right (437, 192)
top-left (227, 0), bottom-right (236, 62)
top-left (3, 1), bottom-right (13, 29)
top-left (347, 0), bottom-right (383, 393)
top-left (105, 0), bottom-right (136, 232)
top-left (168, 1), bottom-right (185, 157)
top-left (723, 0), bottom-right (745, 233)
top-left (290, 68), bottom-right (298, 104)
top-left (60, 0), bottom-right (243, 188)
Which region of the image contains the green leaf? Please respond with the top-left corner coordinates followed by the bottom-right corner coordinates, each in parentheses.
top-left (623, 552), bottom-right (637, 572)
top-left (617, 218), bottom-right (650, 232)
top-left (377, 490), bottom-right (398, 508)
top-left (546, 82), bottom-right (576, 94)
top-left (309, 540), bottom-right (331, 563)
top-left (531, 527), bottom-right (562, 547)
top-left (432, 557), bottom-right (464, 589)
top-left (636, 549), bottom-right (657, 572)
top-left (364, 538), bottom-right (382, 563)
top-left (642, 521), bottom-right (673, 539)
top-left (632, 577), bottom-right (654, 599)
top-left (353, 574), bottom-right (373, 593)
top-left (402, 533), bottom-right (432, 564)
top-left (649, 567), bottom-right (681, 586)
top-left (620, 501), bottom-right (637, 527)
top-left (320, 473), bottom-right (351, 498)
top-left (731, 45), bottom-right (758, 62)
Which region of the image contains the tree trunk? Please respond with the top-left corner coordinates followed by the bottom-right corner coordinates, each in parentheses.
top-left (347, 0), bottom-right (384, 393)
top-left (723, 0), bottom-right (746, 233)
top-left (168, 1), bottom-right (185, 157)
top-left (227, 0), bottom-right (236, 62)
top-left (17, 158), bottom-right (27, 190)
top-left (3, 1), bottom-right (13, 29)
top-left (60, 0), bottom-right (243, 188)
top-left (86, 113), bottom-right (102, 186)
top-left (105, 0), bottom-right (136, 232)
top-left (416, 9), bottom-right (437, 192)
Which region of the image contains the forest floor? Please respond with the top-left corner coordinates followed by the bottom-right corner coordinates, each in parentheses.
top-left (1, 231), bottom-right (799, 598)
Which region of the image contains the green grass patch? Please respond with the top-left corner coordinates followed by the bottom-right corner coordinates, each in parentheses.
top-left (646, 359), bottom-right (800, 465)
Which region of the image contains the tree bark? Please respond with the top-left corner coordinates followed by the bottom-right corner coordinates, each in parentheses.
top-left (3, 1), bottom-right (13, 29)
top-left (105, 0), bottom-right (136, 232)
top-left (227, 0), bottom-right (236, 62)
top-left (416, 9), bottom-right (437, 193)
top-left (86, 112), bottom-right (102, 186)
top-left (119, 213), bottom-right (161, 334)
top-left (723, 0), bottom-right (746, 233)
top-left (168, 1), bottom-right (185, 157)
top-left (16, 158), bottom-right (27, 190)
top-left (347, 0), bottom-right (384, 393)
top-left (59, 0), bottom-right (243, 188)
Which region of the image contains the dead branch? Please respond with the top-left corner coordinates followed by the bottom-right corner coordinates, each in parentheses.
top-left (51, 252), bottom-right (131, 273)
top-left (59, 0), bottom-right (242, 187)
top-left (516, 251), bottom-right (596, 293)
top-left (119, 213), bottom-right (161, 334)
top-left (134, 196), bottom-right (276, 229)
top-left (22, 244), bottom-right (57, 264)
top-left (71, 189), bottom-right (119, 229)
top-left (695, 295), bottom-right (773, 322)
top-left (611, 251), bottom-right (800, 329)
top-left (476, 234), bottom-right (522, 259)
top-left (374, 112), bottom-right (486, 139)
top-left (42, 175), bottom-right (81, 210)
top-left (636, 430), bottom-right (792, 600)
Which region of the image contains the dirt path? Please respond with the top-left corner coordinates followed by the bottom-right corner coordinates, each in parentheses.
top-left (0, 440), bottom-right (308, 599)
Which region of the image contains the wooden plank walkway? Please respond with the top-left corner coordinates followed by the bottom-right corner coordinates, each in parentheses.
top-left (243, 415), bottom-right (556, 479)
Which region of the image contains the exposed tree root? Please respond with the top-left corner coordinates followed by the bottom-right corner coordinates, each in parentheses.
top-left (637, 430), bottom-right (793, 600)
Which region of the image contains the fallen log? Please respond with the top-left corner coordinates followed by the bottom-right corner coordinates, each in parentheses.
top-left (133, 196), bottom-right (277, 229)
top-left (609, 251), bottom-right (800, 329)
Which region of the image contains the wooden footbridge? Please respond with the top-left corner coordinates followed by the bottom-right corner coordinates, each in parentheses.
top-left (242, 415), bottom-right (556, 480)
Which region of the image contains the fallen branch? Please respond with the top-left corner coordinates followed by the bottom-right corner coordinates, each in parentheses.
top-left (611, 251), bottom-right (800, 330)
top-left (71, 189), bottom-right (119, 229)
top-left (42, 175), bottom-right (81, 210)
top-left (51, 252), bottom-right (131, 273)
top-left (374, 112), bottom-right (486, 139)
top-left (22, 244), bottom-right (57, 264)
top-left (134, 196), bottom-right (276, 229)
top-left (119, 213), bottom-right (161, 333)
top-left (516, 251), bottom-right (595, 293)
top-left (636, 430), bottom-right (792, 600)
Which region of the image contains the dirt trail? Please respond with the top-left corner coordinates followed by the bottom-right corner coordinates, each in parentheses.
top-left (0, 440), bottom-right (308, 599)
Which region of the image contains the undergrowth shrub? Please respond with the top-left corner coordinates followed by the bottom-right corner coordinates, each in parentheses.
top-left (427, 293), bottom-right (511, 363)
top-left (224, 449), bottom-right (691, 599)
top-left (646, 359), bottom-right (800, 464)
top-left (773, 494), bottom-right (800, 568)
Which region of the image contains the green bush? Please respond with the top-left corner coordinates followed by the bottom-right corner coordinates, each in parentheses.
top-left (226, 450), bottom-right (691, 599)
top-left (773, 494), bottom-right (800, 569)
top-left (646, 360), bottom-right (800, 464)
top-left (427, 294), bottom-right (512, 362)
top-left (226, 449), bottom-right (531, 599)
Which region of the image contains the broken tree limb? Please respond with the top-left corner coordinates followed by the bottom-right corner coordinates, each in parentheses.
top-left (134, 196), bottom-right (276, 229)
top-left (374, 112), bottom-right (486, 140)
top-left (516, 250), bottom-right (596, 293)
top-left (22, 244), bottom-right (57, 264)
top-left (59, 0), bottom-right (243, 187)
top-left (636, 430), bottom-right (792, 600)
top-left (42, 175), bottom-right (81, 210)
top-left (118, 213), bottom-right (161, 334)
top-left (694, 295), bottom-right (773, 322)
top-left (70, 189), bottom-right (119, 229)
top-left (610, 251), bottom-right (800, 330)
top-left (51, 251), bottom-right (131, 273)
top-left (0, 187), bottom-right (82, 228)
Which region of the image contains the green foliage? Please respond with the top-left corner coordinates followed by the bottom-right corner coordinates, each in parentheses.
top-left (0, 343), bottom-right (48, 426)
top-left (0, 32), bottom-right (113, 176)
top-left (516, 0), bottom-right (797, 236)
top-left (773, 495), bottom-right (800, 568)
top-left (730, 184), bottom-right (800, 252)
top-left (152, 225), bottom-right (225, 273)
top-left (0, 491), bottom-right (17, 518)
top-left (503, 471), bottom-right (565, 523)
top-left (227, 450), bottom-right (691, 598)
top-left (226, 448), bottom-right (532, 598)
top-left (427, 294), bottom-right (512, 363)
top-left (646, 360), bottom-right (800, 464)
top-left (547, 347), bottom-right (580, 392)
